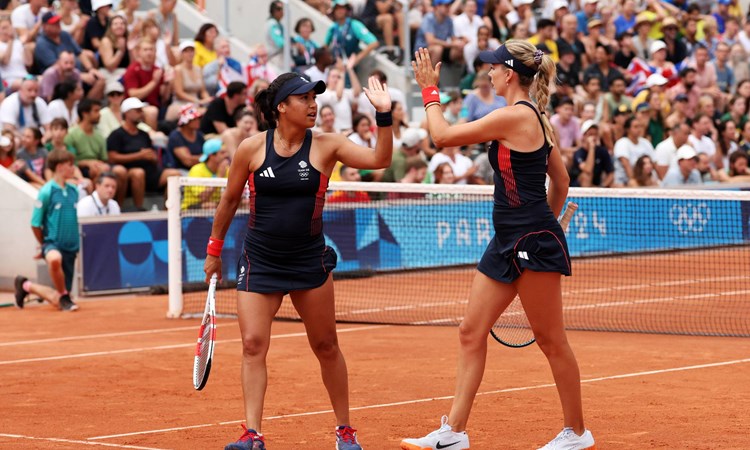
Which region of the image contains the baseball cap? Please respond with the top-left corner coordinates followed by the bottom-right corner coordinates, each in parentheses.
top-left (179, 40), bottom-right (195, 52)
top-left (42, 12), bottom-right (61, 25)
top-left (439, 92), bottom-right (452, 104)
top-left (401, 128), bottom-right (428, 148)
top-left (433, 0), bottom-right (452, 5)
top-left (331, 0), bottom-right (352, 7)
top-left (635, 102), bottom-right (650, 112)
top-left (121, 97), bottom-right (147, 114)
top-left (718, 0), bottom-right (731, 5)
top-left (178, 103), bottom-right (203, 126)
top-left (649, 40), bottom-right (668, 55)
top-left (0, 135), bottom-right (11, 147)
top-left (272, 76), bottom-right (326, 108)
top-left (676, 145), bottom-right (698, 161)
top-left (200, 138), bottom-right (223, 162)
top-left (92, 0), bottom-right (113, 11)
top-left (552, 0), bottom-right (568, 10)
top-left (662, 17), bottom-right (679, 29)
top-left (635, 12), bottom-right (653, 26)
top-left (512, 0), bottom-right (534, 6)
top-left (584, 0), bottom-right (598, 4)
top-left (674, 93), bottom-right (689, 102)
top-left (105, 81), bottom-right (125, 95)
top-left (588, 18), bottom-right (603, 29)
top-left (580, 119), bottom-right (599, 135)
top-left (614, 104), bottom-right (632, 116)
top-left (646, 73), bottom-right (669, 88)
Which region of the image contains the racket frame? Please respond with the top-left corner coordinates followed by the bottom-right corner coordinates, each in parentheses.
top-left (193, 274), bottom-right (217, 390)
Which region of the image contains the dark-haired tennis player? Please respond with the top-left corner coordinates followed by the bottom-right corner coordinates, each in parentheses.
top-left (401, 42), bottom-right (595, 450)
top-left (204, 73), bottom-right (393, 450)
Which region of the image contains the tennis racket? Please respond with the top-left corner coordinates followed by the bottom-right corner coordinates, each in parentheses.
top-left (193, 274), bottom-right (217, 390)
top-left (490, 202), bottom-right (579, 348)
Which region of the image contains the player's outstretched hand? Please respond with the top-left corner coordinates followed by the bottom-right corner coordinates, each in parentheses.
top-left (412, 47), bottom-right (442, 90)
top-left (363, 76), bottom-right (392, 112)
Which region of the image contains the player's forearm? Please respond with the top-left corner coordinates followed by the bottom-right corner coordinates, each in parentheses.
top-left (210, 193), bottom-right (242, 240)
top-left (372, 126), bottom-right (394, 168)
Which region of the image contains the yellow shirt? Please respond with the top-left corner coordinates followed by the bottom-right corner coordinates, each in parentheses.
top-left (193, 41), bottom-right (217, 68)
top-left (330, 161), bottom-right (343, 182)
top-left (182, 163), bottom-right (223, 210)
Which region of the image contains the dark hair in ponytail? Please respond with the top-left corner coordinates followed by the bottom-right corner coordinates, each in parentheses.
top-left (254, 72), bottom-right (300, 131)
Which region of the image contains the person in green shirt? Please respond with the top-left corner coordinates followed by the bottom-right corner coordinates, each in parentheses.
top-left (66, 98), bottom-right (128, 204)
top-left (182, 138), bottom-right (229, 210)
top-left (14, 149), bottom-right (81, 311)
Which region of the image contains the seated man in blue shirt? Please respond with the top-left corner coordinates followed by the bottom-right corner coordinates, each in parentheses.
top-left (661, 145), bottom-right (702, 187)
top-left (414, 0), bottom-right (467, 66)
top-left (34, 12), bottom-right (97, 74)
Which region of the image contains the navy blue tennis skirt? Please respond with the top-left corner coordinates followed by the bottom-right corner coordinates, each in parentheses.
top-left (236, 231), bottom-right (337, 294)
top-left (477, 203), bottom-right (571, 284)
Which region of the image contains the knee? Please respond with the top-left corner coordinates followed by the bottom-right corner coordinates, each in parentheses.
top-left (457, 320), bottom-right (487, 351)
top-left (129, 168), bottom-right (145, 181)
top-left (311, 335), bottom-right (340, 360)
top-left (46, 254), bottom-right (62, 270)
top-left (241, 334), bottom-right (269, 359)
top-left (112, 165), bottom-right (127, 177)
top-left (534, 331), bottom-right (569, 359)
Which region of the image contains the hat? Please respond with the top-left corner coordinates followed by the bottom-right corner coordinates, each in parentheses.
top-left (402, 128), bottom-right (428, 148)
top-left (614, 104), bottom-right (632, 115)
top-left (433, 0), bottom-right (452, 5)
top-left (635, 12), bottom-right (653, 26)
top-left (179, 40), bottom-right (195, 52)
top-left (42, 11), bottom-right (61, 25)
top-left (121, 97), bottom-right (147, 114)
top-left (331, 0), bottom-right (352, 8)
top-left (646, 73), bottom-right (669, 88)
top-left (552, 0), bottom-right (568, 10)
top-left (635, 102), bottom-right (650, 112)
top-left (584, 0), bottom-right (598, 4)
top-left (439, 92), bottom-right (452, 104)
top-left (580, 119), bottom-right (599, 135)
top-left (718, 0), bottom-right (731, 5)
top-left (512, 0), bottom-right (534, 7)
top-left (479, 45), bottom-right (538, 78)
top-left (674, 93), bottom-right (688, 102)
top-left (105, 81), bottom-right (125, 95)
top-left (91, 0), bottom-right (113, 11)
top-left (272, 76), bottom-right (326, 108)
top-left (0, 135), bottom-right (11, 147)
top-left (200, 138), bottom-right (223, 162)
top-left (178, 103), bottom-right (203, 126)
top-left (588, 18), bottom-right (603, 29)
top-left (649, 40), bottom-right (668, 55)
top-left (662, 17), bottom-right (679, 29)
top-left (676, 145), bottom-right (698, 161)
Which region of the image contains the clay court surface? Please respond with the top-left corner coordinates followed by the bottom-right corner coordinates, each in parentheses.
top-left (1, 288), bottom-right (749, 450)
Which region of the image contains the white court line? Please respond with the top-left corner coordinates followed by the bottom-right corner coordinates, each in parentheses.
top-left (0, 325), bottom-right (388, 366)
top-left (88, 357), bottom-right (750, 441)
top-left (0, 433), bottom-right (166, 449)
top-left (0, 326), bottom-right (200, 347)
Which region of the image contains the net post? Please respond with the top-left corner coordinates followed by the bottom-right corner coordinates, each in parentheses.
top-left (166, 176), bottom-right (183, 318)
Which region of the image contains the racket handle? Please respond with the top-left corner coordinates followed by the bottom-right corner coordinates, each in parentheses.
top-left (559, 201), bottom-right (578, 232)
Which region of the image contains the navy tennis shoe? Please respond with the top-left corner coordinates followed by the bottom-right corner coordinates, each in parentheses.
top-left (336, 425), bottom-right (363, 450)
top-left (14, 275), bottom-right (27, 308)
top-left (224, 425), bottom-right (266, 450)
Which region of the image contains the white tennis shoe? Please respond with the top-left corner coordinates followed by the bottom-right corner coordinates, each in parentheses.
top-left (537, 427), bottom-right (595, 450)
top-left (400, 415), bottom-right (470, 450)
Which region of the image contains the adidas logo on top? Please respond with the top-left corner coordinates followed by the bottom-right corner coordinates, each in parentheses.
top-left (259, 167), bottom-right (276, 178)
top-left (505, 59), bottom-right (514, 67)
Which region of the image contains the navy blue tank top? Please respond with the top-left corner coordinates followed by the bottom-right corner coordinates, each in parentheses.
top-left (247, 129), bottom-right (329, 237)
top-left (488, 101), bottom-right (551, 209)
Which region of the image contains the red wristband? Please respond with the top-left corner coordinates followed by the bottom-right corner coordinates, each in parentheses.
top-left (206, 237), bottom-right (224, 257)
top-left (421, 85), bottom-right (440, 107)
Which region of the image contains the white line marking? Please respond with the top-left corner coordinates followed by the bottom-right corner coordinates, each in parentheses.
top-left (0, 325), bottom-right (387, 366)
top-left (88, 357), bottom-right (750, 441)
top-left (0, 433), bottom-right (166, 449)
top-left (0, 326), bottom-right (200, 347)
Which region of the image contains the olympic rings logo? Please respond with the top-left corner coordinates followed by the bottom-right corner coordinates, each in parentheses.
top-left (669, 202), bottom-right (711, 234)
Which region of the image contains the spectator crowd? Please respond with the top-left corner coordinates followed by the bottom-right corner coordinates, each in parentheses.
top-left (3, 0), bottom-right (750, 216)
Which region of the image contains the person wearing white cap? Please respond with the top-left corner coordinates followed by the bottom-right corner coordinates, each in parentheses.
top-left (105, 97), bottom-right (181, 210)
top-left (84, 0), bottom-right (113, 51)
top-left (632, 72), bottom-right (670, 118)
top-left (573, 119), bottom-right (614, 187)
top-left (165, 39), bottom-right (211, 122)
top-left (661, 144), bottom-right (702, 186)
top-left (382, 127), bottom-right (427, 182)
top-left (646, 40), bottom-right (677, 89)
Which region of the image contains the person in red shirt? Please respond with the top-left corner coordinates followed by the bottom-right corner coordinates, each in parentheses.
top-left (122, 38), bottom-right (170, 130)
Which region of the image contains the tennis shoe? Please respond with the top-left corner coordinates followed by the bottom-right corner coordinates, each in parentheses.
top-left (225, 425), bottom-right (266, 450)
top-left (400, 415), bottom-right (470, 450)
top-left (59, 294), bottom-right (79, 312)
top-left (14, 275), bottom-right (27, 309)
top-left (537, 427), bottom-right (595, 450)
top-left (336, 425), bottom-right (363, 450)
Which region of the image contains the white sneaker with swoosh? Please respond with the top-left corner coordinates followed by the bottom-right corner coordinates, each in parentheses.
top-left (537, 427), bottom-right (596, 450)
top-left (400, 415), bottom-right (470, 450)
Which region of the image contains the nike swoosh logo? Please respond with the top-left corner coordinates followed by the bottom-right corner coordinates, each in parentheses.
top-left (436, 441), bottom-right (461, 449)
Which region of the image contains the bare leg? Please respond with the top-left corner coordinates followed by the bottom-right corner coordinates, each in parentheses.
top-left (290, 276), bottom-right (352, 426)
top-left (236, 290), bottom-right (284, 432)
top-left (377, 14), bottom-right (394, 46)
top-left (24, 281), bottom-right (61, 307)
top-left (128, 167), bottom-right (146, 209)
top-left (516, 270), bottom-right (585, 435)
top-left (447, 271), bottom-right (517, 431)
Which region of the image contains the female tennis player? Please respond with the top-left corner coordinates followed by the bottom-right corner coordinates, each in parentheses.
top-left (400, 43), bottom-right (595, 450)
top-left (204, 73), bottom-right (393, 450)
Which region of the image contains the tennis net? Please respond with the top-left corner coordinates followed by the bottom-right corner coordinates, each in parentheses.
top-left (167, 178), bottom-right (750, 337)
